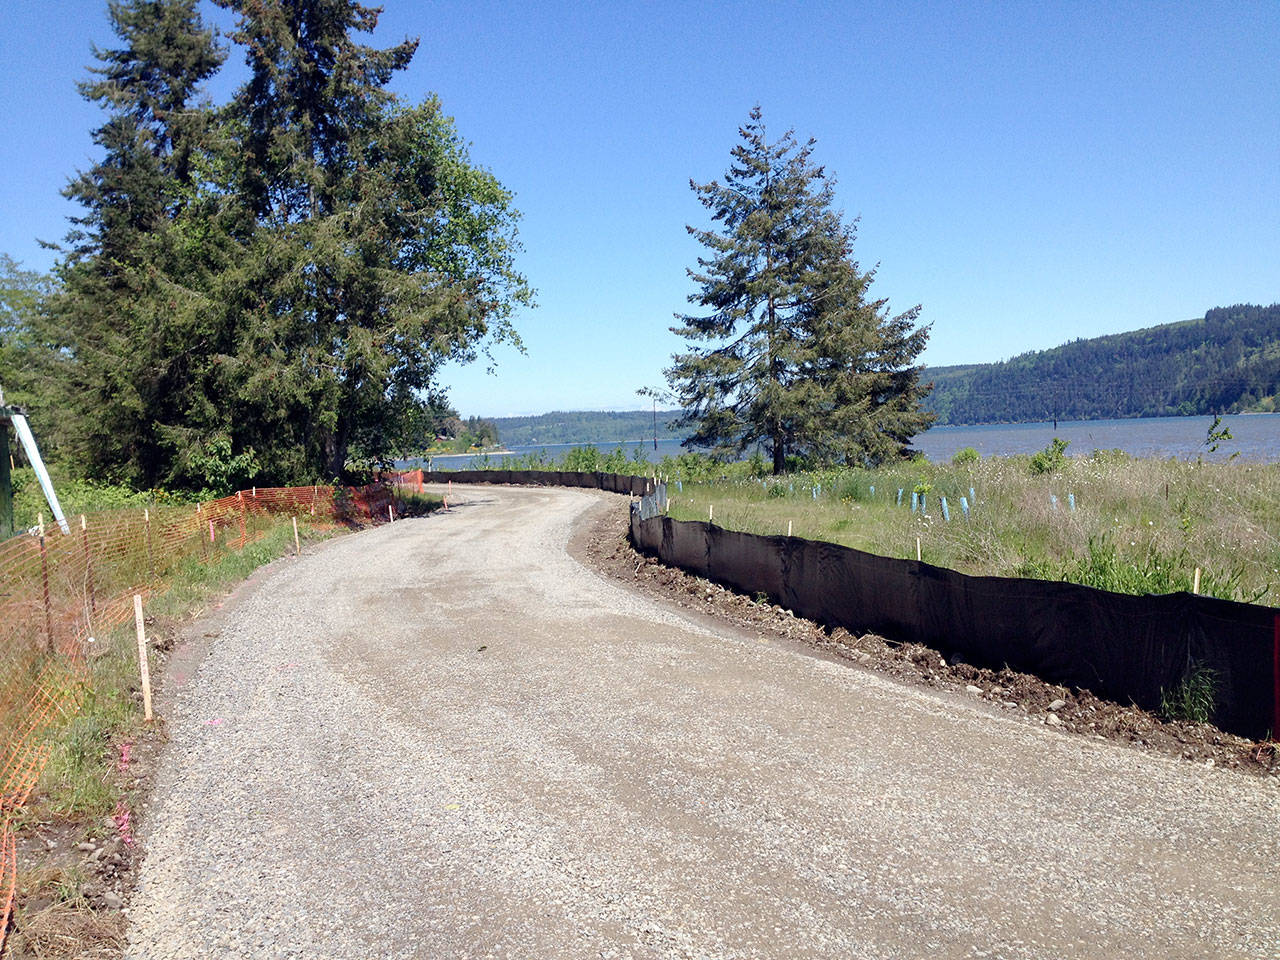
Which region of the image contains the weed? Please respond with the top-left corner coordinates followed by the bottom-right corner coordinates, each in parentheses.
top-left (1160, 663), bottom-right (1217, 724)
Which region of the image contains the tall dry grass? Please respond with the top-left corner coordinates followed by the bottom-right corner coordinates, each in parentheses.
top-left (666, 452), bottom-right (1280, 604)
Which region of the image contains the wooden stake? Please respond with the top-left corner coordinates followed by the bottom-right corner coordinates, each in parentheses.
top-left (144, 507), bottom-right (155, 582)
top-left (292, 516), bottom-right (300, 556)
top-left (38, 514), bottom-right (52, 651)
top-left (916, 537), bottom-right (922, 562)
top-left (709, 503), bottom-right (714, 522)
top-left (787, 520), bottom-right (792, 537)
top-left (388, 504), bottom-right (395, 523)
top-left (1193, 567), bottom-right (1201, 594)
top-left (80, 514), bottom-right (96, 618)
top-left (133, 594), bottom-right (153, 721)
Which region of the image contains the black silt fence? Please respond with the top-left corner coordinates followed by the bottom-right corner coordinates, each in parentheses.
top-left (419, 469), bottom-right (1279, 739)
top-left (630, 512), bottom-right (1280, 741)
top-left (421, 470), bottom-right (656, 497)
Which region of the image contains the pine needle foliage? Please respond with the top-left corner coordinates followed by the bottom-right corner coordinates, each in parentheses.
top-left (664, 107), bottom-right (933, 474)
top-left (39, 0), bottom-right (532, 490)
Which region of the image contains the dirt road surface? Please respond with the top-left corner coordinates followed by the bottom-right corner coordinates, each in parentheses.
top-left (125, 485), bottom-right (1280, 960)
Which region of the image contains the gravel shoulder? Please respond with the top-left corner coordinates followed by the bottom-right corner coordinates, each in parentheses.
top-left (125, 485), bottom-right (1280, 960)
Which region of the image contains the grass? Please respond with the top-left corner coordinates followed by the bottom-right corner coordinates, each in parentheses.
top-left (1160, 663), bottom-right (1218, 724)
top-left (29, 514), bottom-right (339, 824)
top-left (667, 453), bottom-right (1279, 604)
top-left (478, 444), bottom-right (1280, 605)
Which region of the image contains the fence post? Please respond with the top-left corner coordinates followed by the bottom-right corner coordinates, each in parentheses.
top-left (238, 492), bottom-right (247, 548)
top-left (293, 516), bottom-right (301, 556)
top-left (133, 595), bottom-right (153, 722)
top-left (39, 514), bottom-right (53, 652)
top-left (145, 506), bottom-right (155, 582)
top-left (81, 514), bottom-right (96, 619)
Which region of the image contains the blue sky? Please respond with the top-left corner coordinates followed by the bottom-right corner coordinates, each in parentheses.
top-left (2, 0), bottom-right (1278, 417)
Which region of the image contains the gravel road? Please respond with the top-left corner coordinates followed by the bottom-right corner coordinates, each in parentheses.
top-left (125, 484), bottom-right (1280, 960)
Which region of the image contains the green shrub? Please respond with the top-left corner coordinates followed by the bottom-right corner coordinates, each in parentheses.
top-left (951, 446), bottom-right (979, 465)
top-left (1029, 437), bottom-right (1069, 474)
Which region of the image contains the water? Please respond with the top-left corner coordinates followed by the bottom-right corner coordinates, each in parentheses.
top-left (403, 413), bottom-right (1280, 469)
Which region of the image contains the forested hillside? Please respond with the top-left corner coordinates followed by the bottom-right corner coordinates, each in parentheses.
top-left (925, 304), bottom-right (1280, 424)
top-left (492, 410), bottom-right (685, 445)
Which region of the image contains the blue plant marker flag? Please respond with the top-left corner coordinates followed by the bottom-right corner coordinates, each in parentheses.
top-left (941, 496), bottom-right (950, 522)
top-left (960, 496), bottom-right (970, 517)
top-left (920, 494), bottom-right (927, 514)
top-left (1068, 492), bottom-right (1076, 512)
top-left (911, 491), bottom-right (919, 513)
top-left (897, 488), bottom-right (904, 507)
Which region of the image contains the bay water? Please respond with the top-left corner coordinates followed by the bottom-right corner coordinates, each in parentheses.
top-left (407, 413), bottom-right (1280, 469)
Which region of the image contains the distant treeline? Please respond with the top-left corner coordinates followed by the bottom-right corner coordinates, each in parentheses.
top-left (924, 304), bottom-right (1280, 424)
top-left (492, 304), bottom-right (1280, 444)
top-left (492, 410), bottom-right (686, 445)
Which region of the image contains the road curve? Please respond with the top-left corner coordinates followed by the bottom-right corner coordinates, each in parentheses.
top-left (126, 484), bottom-right (1279, 960)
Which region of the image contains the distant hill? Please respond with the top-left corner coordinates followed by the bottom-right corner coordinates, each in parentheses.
top-left (488, 305), bottom-right (1280, 441)
top-left (491, 409), bottom-right (686, 445)
top-left (924, 304), bottom-right (1280, 424)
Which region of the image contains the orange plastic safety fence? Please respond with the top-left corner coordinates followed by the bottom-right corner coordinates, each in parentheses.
top-left (0, 474), bottom-right (415, 944)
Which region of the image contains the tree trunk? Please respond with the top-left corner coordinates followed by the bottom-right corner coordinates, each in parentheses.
top-left (322, 420), bottom-right (350, 481)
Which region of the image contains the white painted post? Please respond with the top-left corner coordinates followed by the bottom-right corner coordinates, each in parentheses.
top-left (292, 516), bottom-right (300, 556)
top-left (916, 537), bottom-right (922, 562)
top-left (133, 594), bottom-right (153, 721)
top-left (1193, 568), bottom-right (1201, 594)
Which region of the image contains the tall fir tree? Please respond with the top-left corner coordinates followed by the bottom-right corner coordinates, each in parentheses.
top-left (214, 0), bottom-right (530, 478)
top-left (793, 221), bottom-right (934, 465)
top-left (49, 0), bottom-right (226, 486)
top-left (43, 0), bottom-right (530, 490)
top-left (664, 107), bottom-right (932, 472)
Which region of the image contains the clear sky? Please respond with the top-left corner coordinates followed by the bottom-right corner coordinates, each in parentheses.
top-left (2, 0), bottom-right (1278, 417)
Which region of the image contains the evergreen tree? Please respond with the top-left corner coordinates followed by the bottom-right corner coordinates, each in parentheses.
top-left (795, 222), bottom-right (934, 464)
top-left (0, 255), bottom-right (58, 412)
top-left (44, 0), bottom-right (530, 490)
top-left (665, 107), bottom-right (931, 472)
top-left (214, 0), bottom-right (531, 478)
top-left (49, 0), bottom-right (226, 486)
